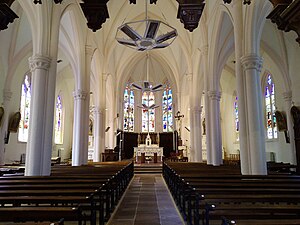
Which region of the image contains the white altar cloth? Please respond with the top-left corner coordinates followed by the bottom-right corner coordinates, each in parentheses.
top-left (134, 145), bottom-right (163, 162)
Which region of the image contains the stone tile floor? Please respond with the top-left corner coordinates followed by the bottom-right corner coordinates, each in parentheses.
top-left (107, 174), bottom-right (185, 225)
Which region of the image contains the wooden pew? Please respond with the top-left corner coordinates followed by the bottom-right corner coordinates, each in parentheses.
top-left (205, 204), bottom-right (300, 225)
top-left (0, 161), bottom-right (134, 225)
top-left (0, 206), bottom-right (83, 224)
top-left (163, 162), bottom-right (300, 225)
top-left (7, 220), bottom-right (64, 225)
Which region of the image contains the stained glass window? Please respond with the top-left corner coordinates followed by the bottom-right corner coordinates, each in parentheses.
top-left (162, 86), bottom-right (173, 132)
top-left (234, 95), bottom-right (239, 141)
top-left (54, 95), bottom-right (63, 144)
top-left (123, 85), bottom-right (134, 132)
top-left (18, 74), bottom-right (31, 142)
top-left (142, 92), bottom-right (155, 132)
top-left (265, 74), bottom-right (277, 139)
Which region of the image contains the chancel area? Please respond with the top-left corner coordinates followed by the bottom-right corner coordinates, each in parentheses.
top-left (1, 0), bottom-right (300, 224)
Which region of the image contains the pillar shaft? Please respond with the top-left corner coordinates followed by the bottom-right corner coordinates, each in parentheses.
top-left (192, 106), bottom-right (202, 162)
top-left (72, 90), bottom-right (89, 165)
top-left (93, 108), bottom-right (104, 162)
top-left (283, 91), bottom-right (296, 164)
top-left (232, 0), bottom-right (250, 174)
top-left (25, 55), bottom-right (53, 176)
top-left (241, 54), bottom-right (267, 175)
top-left (208, 91), bottom-right (222, 166)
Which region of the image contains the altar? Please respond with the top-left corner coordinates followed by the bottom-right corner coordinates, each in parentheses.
top-left (134, 133), bottom-right (163, 163)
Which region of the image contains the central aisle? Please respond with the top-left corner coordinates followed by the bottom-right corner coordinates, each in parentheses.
top-left (107, 174), bottom-right (185, 225)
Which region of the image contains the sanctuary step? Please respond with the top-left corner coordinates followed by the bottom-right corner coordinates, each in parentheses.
top-left (134, 163), bottom-right (162, 174)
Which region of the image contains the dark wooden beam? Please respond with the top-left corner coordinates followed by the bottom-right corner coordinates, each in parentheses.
top-left (129, 0), bottom-right (158, 4)
top-left (3, 0), bottom-right (15, 6)
top-left (80, 0), bottom-right (110, 32)
top-left (267, 0), bottom-right (300, 45)
top-left (176, 0), bottom-right (205, 32)
top-left (33, 0), bottom-right (63, 4)
top-left (0, 3), bottom-right (18, 31)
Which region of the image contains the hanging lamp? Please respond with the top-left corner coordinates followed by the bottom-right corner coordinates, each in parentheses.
top-left (116, 0), bottom-right (177, 51)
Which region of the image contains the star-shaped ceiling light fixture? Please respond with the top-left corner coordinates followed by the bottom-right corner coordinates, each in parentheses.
top-left (116, 0), bottom-right (177, 51)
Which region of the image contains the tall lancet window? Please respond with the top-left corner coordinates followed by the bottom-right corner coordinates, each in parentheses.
top-left (264, 74), bottom-right (277, 139)
top-left (18, 74), bottom-right (31, 142)
top-left (123, 84), bottom-right (134, 132)
top-left (162, 85), bottom-right (173, 132)
top-left (142, 92), bottom-right (155, 132)
top-left (54, 95), bottom-right (63, 144)
top-left (234, 95), bottom-right (239, 141)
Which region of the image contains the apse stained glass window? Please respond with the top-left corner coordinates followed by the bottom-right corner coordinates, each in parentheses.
top-left (162, 87), bottom-right (173, 132)
top-left (234, 95), bottom-right (239, 141)
top-left (123, 85), bottom-right (134, 132)
top-left (142, 92), bottom-right (155, 132)
top-left (265, 74), bottom-right (277, 139)
top-left (54, 95), bottom-right (63, 144)
top-left (18, 74), bottom-right (31, 142)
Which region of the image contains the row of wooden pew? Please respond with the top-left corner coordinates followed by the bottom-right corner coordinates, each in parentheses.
top-left (0, 161), bottom-right (134, 225)
top-left (163, 162), bottom-right (300, 225)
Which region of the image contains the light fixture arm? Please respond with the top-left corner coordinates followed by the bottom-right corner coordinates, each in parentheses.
top-left (145, 0), bottom-right (148, 20)
top-left (146, 52), bottom-right (149, 81)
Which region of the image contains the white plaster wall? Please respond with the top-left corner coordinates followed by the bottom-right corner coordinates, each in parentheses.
top-left (52, 66), bottom-right (74, 162)
top-left (220, 69), bottom-right (238, 156)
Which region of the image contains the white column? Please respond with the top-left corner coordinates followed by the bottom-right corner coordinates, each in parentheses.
top-left (72, 90), bottom-right (88, 166)
top-left (93, 107), bottom-right (104, 162)
top-left (283, 91), bottom-right (296, 165)
top-left (201, 45), bottom-right (213, 165)
top-left (134, 90), bottom-right (142, 133)
top-left (95, 73), bottom-right (108, 161)
top-left (208, 91), bottom-right (222, 166)
top-left (25, 55), bottom-right (53, 176)
top-left (0, 90), bottom-right (12, 165)
top-left (155, 91), bottom-right (163, 133)
top-left (232, 0), bottom-right (250, 174)
top-left (192, 106), bottom-right (203, 162)
top-left (241, 54), bottom-right (267, 175)
top-left (189, 108), bottom-right (195, 162)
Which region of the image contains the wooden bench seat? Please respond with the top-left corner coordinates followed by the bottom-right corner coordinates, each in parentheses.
top-left (205, 204), bottom-right (300, 225)
top-left (0, 161), bottom-right (134, 225)
top-left (163, 162), bottom-right (300, 225)
top-left (224, 218), bottom-right (300, 225)
top-left (0, 206), bottom-right (83, 224)
top-left (3, 221), bottom-right (64, 225)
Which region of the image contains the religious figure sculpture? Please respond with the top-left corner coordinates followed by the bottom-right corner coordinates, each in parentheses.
top-left (89, 118), bottom-right (93, 135)
top-left (202, 118), bottom-right (206, 135)
top-left (0, 106), bottom-right (4, 126)
top-left (145, 133), bottom-right (152, 146)
top-left (8, 111), bottom-right (21, 133)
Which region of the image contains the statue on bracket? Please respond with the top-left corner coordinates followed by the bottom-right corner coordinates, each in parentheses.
top-left (8, 111), bottom-right (21, 133)
top-left (0, 106), bottom-right (4, 127)
top-left (275, 110), bottom-right (290, 143)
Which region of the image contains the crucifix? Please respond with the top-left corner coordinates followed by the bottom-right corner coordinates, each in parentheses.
top-left (174, 111), bottom-right (184, 139)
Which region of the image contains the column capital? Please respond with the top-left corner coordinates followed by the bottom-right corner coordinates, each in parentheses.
top-left (208, 91), bottom-right (221, 101)
top-left (191, 106), bottom-right (202, 114)
top-left (85, 45), bottom-right (94, 57)
top-left (186, 73), bottom-right (193, 81)
top-left (3, 89), bottom-right (12, 102)
top-left (92, 106), bottom-right (103, 115)
top-left (241, 54), bottom-right (263, 72)
top-left (199, 45), bottom-right (208, 56)
top-left (283, 91), bottom-right (292, 101)
top-left (29, 54), bottom-right (52, 72)
top-left (73, 89), bottom-right (88, 100)
top-left (102, 73), bottom-right (109, 81)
